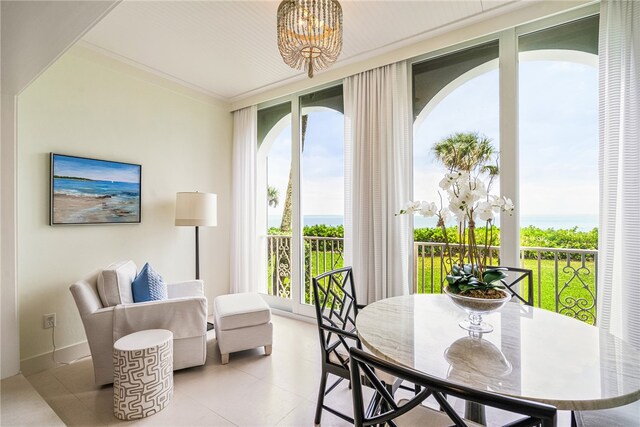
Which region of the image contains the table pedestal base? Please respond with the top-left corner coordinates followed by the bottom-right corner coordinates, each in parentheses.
top-left (465, 401), bottom-right (486, 425)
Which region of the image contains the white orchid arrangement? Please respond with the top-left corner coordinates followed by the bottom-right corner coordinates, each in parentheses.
top-left (400, 132), bottom-right (514, 294)
top-left (402, 172), bottom-right (513, 224)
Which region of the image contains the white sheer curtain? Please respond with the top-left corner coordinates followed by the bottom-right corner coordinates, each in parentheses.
top-left (344, 61), bottom-right (412, 304)
top-left (230, 106), bottom-right (258, 294)
top-left (598, 0), bottom-right (640, 348)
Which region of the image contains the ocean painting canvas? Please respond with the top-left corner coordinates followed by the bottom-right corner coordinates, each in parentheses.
top-left (50, 154), bottom-right (141, 225)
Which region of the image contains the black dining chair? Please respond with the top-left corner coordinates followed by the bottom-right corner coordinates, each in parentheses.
top-left (311, 267), bottom-right (401, 425)
top-left (573, 401), bottom-right (640, 427)
top-left (349, 346), bottom-right (558, 427)
top-left (311, 267), bottom-right (363, 425)
top-left (493, 266), bottom-right (534, 306)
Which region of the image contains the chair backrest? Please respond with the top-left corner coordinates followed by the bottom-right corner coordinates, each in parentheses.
top-left (69, 270), bottom-right (104, 316)
top-left (311, 267), bottom-right (361, 370)
top-left (495, 266), bottom-right (534, 306)
top-left (349, 347), bottom-right (557, 427)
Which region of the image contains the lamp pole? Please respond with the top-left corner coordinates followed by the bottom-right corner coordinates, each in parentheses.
top-left (195, 225), bottom-right (200, 280)
top-left (175, 192), bottom-right (217, 331)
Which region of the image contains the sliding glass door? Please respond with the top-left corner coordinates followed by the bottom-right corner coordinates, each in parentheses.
top-left (257, 85), bottom-right (344, 315)
top-left (517, 16), bottom-right (598, 315)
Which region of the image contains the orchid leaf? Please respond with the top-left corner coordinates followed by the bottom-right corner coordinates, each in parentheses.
top-left (445, 263), bottom-right (509, 294)
top-left (446, 275), bottom-right (459, 285)
top-left (483, 269), bottom-right (507, 284)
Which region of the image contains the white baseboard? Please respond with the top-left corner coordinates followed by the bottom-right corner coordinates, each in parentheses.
top-left (20, 313), bottom-right (311, 376)
top-left (20, 340), bottom-right (91, 377)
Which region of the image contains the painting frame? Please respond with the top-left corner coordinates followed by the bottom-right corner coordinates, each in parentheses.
top-left (50, 153), bottom-right (142, 225)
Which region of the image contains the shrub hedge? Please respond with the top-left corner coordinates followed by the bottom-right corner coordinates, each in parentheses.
top-left (269, 224), bottom-right (598, 253)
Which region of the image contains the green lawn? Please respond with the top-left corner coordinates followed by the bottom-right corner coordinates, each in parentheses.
top-left (268, 240), bottom-right (598, 325)
top-left (415, 255), bottom-right (597, 324)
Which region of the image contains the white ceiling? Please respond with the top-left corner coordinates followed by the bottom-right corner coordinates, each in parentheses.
top-left (81, 0), bottom-right (525, 102)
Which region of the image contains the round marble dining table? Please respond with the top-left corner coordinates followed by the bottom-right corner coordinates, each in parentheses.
top-left (356, 294), bottom-right (640, 411)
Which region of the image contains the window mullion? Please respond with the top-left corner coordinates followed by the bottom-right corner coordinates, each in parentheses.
top-left (291, 96), bottom-right (303, 313)
top-left (499, 28), bottom-right (520, 267)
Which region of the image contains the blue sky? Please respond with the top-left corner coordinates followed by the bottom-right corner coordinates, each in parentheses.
top-left (302, 111), bottom-right (344, 216)
top-left (54, 155), bottom-right (141, 184)
top-left (267, 58), bottom-right (598, 222)
top-left (414, 59), bottom-right (597, 218)
top-left (267, 110), bottom-right (345, 216)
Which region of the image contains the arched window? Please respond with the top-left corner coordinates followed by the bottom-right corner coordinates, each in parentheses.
top-left (257, 86), bottom-right (344, 314)
top-left (410, 14), bottom-right (599, 308)
top-left (257, 103), bottom-right (292, 300)
top-left (518, 15), bottom-right (599, 232)
top-left (412, 41), bottom-right (500, 293)
top-left (517, 16), bottom-right (598, 315)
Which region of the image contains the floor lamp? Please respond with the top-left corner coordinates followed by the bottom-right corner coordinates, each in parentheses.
top-left (175, 191), bottom-right (217, 330)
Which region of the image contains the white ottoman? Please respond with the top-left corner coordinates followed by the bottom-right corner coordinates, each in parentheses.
top-left (113, 329), bottom-right (173, 420)
top-left (214, 293), bottom-right (273, 364)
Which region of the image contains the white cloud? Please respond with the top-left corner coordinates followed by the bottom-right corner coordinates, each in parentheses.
top-left (302, 176), bottom-right (344, 215)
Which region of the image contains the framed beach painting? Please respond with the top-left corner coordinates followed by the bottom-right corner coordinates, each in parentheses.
top-left (50, 153), bottom-right (141, 225)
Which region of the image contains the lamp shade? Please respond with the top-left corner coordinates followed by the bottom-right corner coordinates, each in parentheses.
top-left (175, 192), bottom-right (217, 227)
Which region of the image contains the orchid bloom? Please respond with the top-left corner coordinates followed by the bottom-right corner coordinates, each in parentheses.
top-left (398, 171), bottom-right (513, 232)
top-left (439, 172), bottom-right (461, 191)
top-left (419, 201), bottom-right (438, 217)
top-left (475, 200), bottom-right (495, 222)
top-left (401, 200), bottom-right (422, 214)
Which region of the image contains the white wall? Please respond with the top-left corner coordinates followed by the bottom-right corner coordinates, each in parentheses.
top-left (0, 0), bottom-right (119, 94)
top-left (16, 46), bottom-right (232, 365)
top-left (1, 90), bottom-right (20, 379)
top-left (1, 0), bottom-right (119, 379)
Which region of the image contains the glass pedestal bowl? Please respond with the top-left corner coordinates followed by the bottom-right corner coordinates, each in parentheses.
top-left (444, 334), bottom-right (512, 381)
top-left (444, 287), bottom-right (511, 333)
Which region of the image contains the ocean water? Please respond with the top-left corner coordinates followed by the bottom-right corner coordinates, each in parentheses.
top-left (54, 178), bottom-right (140, 200)
top-left (269, 214), bottom-right (598, 231)
top-left (53, 178), bottom-right (140, 222)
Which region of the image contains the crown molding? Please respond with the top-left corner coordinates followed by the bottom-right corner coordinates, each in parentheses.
top-left (230, 0), bottom-right (595, 111)
top-left (75, 40), bottom-right (230, 108)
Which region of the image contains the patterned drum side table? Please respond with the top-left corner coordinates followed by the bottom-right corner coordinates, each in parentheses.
top-left (113, 329), bottom-right (173, 420)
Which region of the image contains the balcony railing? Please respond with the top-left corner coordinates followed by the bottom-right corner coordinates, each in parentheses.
top-left (266, 235), bottom-right (344, 303)
top-left (414, 242), bottom-right (597, 325)
top-left (266, 234), bottom-right (292, 299)
top-left (265, 235), bottom-right (598, 325)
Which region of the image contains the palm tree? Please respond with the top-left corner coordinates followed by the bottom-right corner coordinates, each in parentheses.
top-left (267, 186), bottom-right (279, 208)
top-left (280, 114), bottom-right (308, 232)
top-left (431, 131), bottom-right (500, 273)
top-left (432, 132), bottom-right (498, 176)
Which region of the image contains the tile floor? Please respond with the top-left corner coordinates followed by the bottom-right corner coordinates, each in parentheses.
top-left (1, 373), bottom-right (65, 426)
top-left (25, 315), bottom-right (353, 426)
top-left (25, 314), bottom-right (572, 426)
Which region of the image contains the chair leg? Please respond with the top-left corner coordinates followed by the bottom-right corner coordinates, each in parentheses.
top-left (366, 391), bottom-right (382, 418)
top-left (221, 353), bottom-right (229, 365)
top-left (314, 372), bottom-right (328, 426)
top-left (264, 345), bottom-right (272, 355)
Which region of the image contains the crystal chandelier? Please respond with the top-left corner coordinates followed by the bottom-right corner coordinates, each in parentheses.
top-left (277, 0), bottom-right (343, 78)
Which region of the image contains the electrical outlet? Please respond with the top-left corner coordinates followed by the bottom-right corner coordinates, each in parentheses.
top-left (43, 313), bottom-right (56, 329)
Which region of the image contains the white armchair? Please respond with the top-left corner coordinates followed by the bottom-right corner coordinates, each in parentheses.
top-left (70, 260), bottom-right (207, 385)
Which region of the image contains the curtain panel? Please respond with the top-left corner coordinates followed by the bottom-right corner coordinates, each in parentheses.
top-left (230, 106), bottom-right (258, 294)
top-left (344, 61), bottom-right (412, 304)
top-left (598, 0), bottom-right (640, 349)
